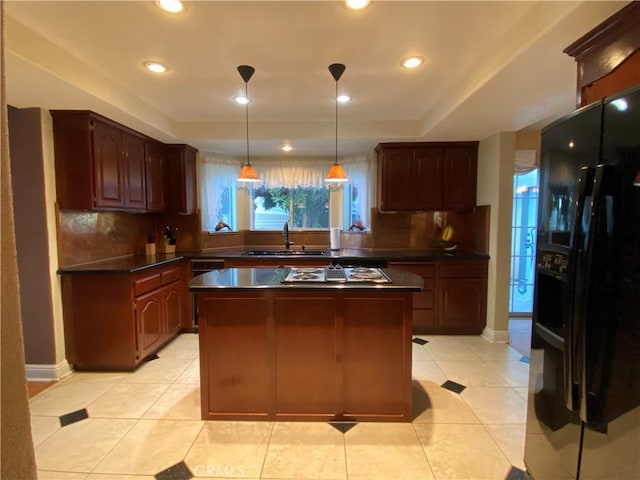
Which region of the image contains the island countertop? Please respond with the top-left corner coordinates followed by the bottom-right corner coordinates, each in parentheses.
top-left (189, 267), bottom-right (424, 291)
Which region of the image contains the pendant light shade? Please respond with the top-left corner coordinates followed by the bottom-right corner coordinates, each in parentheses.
top-left (326, 63), bottom-right (348, 183)
top-left (237, 65), bottom-right (260, 183)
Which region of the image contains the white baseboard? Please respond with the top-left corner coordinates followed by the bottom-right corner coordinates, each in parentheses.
top-left (481, 327), bottom-right (510, 343)
top-left (26, 360), bottom-right (73, 381)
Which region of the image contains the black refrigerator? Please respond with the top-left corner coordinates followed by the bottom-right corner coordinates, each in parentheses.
top-left (524, 83), bottom-right (640, 480)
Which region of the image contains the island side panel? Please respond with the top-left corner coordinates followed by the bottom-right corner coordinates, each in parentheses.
top-left (342, 292), bottom-right (413, 421)
top-left (273, 295), bottom-right (338, 418)
top-left (198, 293), bottom-right (270, 419)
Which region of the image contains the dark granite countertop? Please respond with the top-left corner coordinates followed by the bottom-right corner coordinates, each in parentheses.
top-left (180, 247), bottom-right (490, 261)
top-left (189, 267), bottom-right (424, 291)
top-left (57, 254), bottom-right (185, 274)
top-left (58, 247), bottom-right (489, 274)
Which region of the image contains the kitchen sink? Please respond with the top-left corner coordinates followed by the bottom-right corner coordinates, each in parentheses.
top-left (242, 249), bottom-right (326, 256)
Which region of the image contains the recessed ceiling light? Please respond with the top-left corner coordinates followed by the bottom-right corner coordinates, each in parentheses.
top-left (156, 0), bottom-right (184, 13)
top-left (337, 94), bottom-right (351, 103)
top-left (144, 62), bottom-right (168, 74)
top-left (281, 144), bottom-right (293, 152)
top-left (346, 0), bottom-right (370, 10)
top-left (401, 56), bottom-right (425, 69)
top-left (234, 95), bottom-right (250, 105)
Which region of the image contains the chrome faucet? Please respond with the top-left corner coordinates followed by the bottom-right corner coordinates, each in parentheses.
top-left (283, 222), bottom-right (295, 249)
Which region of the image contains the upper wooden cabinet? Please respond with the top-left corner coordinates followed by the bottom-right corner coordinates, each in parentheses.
top-left (376, 142), bottom-right (478, 212)
top-left (51, 110), bottom-right (197, 213)
top-left (563, 2), bottom-right (640, 107)
top-left (145, 141), bottom-right (166, 212)
top-left (165, 144), bottom-right (197, 214)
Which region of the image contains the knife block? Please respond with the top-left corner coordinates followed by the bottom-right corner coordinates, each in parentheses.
top-left (158, 241), bottom-right (176, 254)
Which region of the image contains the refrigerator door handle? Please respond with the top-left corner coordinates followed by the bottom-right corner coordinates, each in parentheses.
top-left (576, 165), bottom-right (606, 423)
top-left (565, 166), bottom-right (595, 411)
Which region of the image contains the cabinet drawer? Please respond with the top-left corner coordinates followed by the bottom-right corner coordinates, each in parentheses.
top-left (438, 261), bottom-right (487, 278)
top-left (134, 273), bottom-right (161, 297)
top-left (388, 262), bottom-right (434, 277)
top-left (414, 290), bottom-right (434, 309)
top-left (161, 266), bottom-right (181, 285)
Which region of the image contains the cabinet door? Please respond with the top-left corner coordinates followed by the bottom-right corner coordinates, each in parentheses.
top-left (378, 147), bottom-right (414, 211)
top-left (166, 145), bottom-right (197, 214)
top-left (136, 289), bottom-right (164, 358)
top-left (122, 132), bottom-right (146, 211)
top-left (163, 282), bottom-right (182, 336)
top-left (442, 147), bottom-right (477, 211)
top-left (145, 142), bottom-right (166, 212)
top-left (414, 147), bottom-right (443, 210)
top-left (438, 278), bottom-right (485, 332)
top-left (92, 120), bottom-right (124, 208)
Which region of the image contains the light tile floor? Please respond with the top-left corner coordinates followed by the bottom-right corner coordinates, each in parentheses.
top-left (31, 333), bottom-right (530, 480)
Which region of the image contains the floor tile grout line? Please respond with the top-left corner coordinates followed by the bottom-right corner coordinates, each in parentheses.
top-left (257, 421), bottom-right (275, 479)
top-left (410, 422), bottom-right (437, 479)
top-left (84, 415), bottom-right (139, 476)
top-left (178, 418), bottom-right (207, 477)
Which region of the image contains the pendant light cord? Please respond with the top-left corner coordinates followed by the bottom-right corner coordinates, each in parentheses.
top-left (245, 82), bottom-right (250, 166)
top-left (335, 77), bottom-right (338, 165)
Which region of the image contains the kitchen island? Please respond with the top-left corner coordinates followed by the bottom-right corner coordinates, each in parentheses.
top-left (190, 267), bottom-right (423, 422)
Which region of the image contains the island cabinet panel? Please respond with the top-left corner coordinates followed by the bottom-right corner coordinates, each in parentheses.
top-left (199, 296), bottom-right (270, 417)
top-left (196, 289), bottom-right (413, 421)
top-left (60, 261), bottom-right (188, 370)
top-left (343, 297), bottom-right (410, 417)
top-left (376, 142), bottom-right (478, 212)
top-left (274, 297), bottom-right (337, 415)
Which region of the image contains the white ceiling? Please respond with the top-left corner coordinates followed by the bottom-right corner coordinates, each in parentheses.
top-left (4, 1), bottom-right (626, 158)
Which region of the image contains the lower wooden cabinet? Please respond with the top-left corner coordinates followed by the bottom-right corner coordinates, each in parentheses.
top-left (389, 259), bottom-right (488, 334)
top-left (61, 261), bottom-right (188, 370)
top-left (197, 290), bottom-right (413, 421)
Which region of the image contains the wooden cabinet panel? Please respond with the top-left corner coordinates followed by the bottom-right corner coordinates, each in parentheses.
top-left (136, 289), bottom-right (164, 358)
top-left (166, 144), bottom-right (197, 214)
top-left (442, 147), bottom-right (477, 211)
top-left (199, 296), bottom-right (270, 415)
top-left (414, 147), bottom-right (443, 210)
top-left (51, 110), bottom-right (198, 213)
top-left (60, 260), bottom-right (187, 370)
top-left (122, 132), bottom-right (146, 211)
top-left (93, 119), bottom-right (124, 208)
top-left (343, 296), bottom-right (410, 416)
top-left (134, 273), bottom-right (161, 297)
top-left (376, 142), bottom-right (478, 212)
top-left (274, 297), bottom-right (337, 415)
top-left (145, 141), bottom-right (166, 212)
top-left (197, 290), bottom-right (412, 421)
top-left (163, 283), bottom-right (182, 336)
top-left (388, 259), bottom-right (487, 335)
top-left (438, 278), bottom-right (486, 333)
top-left (378, 147), bottom-right (414, 211)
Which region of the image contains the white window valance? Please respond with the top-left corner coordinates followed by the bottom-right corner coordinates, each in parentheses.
top-left (249, 158), bottom-right (334, 189)
top-left (515, 149), bottom-right (538, 175)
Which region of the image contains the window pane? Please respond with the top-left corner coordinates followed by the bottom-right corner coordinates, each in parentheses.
top-left (252, 186), bottom-right (329, 230)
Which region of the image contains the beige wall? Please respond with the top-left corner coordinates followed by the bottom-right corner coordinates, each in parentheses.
top-left (477, 132), bottom-right (515, 342)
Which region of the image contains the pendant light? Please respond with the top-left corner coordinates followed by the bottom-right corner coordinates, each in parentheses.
top-left (237, 65), bottom-right (260, 183)
top-left (325, 63), bottom-right (349, 183)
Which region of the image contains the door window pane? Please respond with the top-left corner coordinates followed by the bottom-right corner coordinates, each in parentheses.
top-left (510, 169), bottom-right (539, 314)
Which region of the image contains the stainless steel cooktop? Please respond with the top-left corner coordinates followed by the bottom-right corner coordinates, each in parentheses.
top-left (282, 266), bottom-right (391, 283)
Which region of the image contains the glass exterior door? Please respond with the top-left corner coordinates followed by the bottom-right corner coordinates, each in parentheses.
top-left (510, 169), bottom-right (539, 313)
